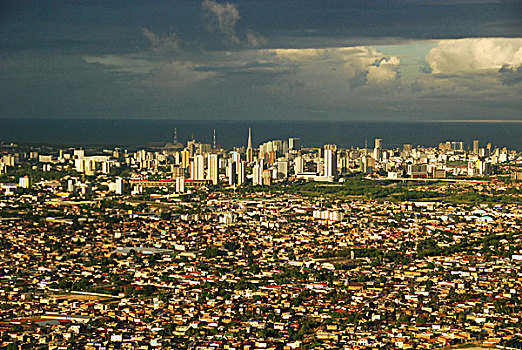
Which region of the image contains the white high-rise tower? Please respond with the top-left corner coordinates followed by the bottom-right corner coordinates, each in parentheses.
top-left (207, 153), bottom-right (219, 185)
top-left (324, 149), bottom-right (337, 177)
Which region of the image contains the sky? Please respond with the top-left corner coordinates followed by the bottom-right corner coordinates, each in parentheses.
top-left (1, 0), bottom-right (521, 121)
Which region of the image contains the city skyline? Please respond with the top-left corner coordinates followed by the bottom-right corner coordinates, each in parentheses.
top-left (1, 0), bottom-right (522, 122)
top-left (2, 118), bottom-right (522, 150)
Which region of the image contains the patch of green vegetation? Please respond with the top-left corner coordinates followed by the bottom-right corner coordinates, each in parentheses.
top-left (236, 176), bottom-right (522, 204)
top-left (0, 163), bottom-right (76, 182)
top-left (263, 176), bottom-right (443, 202)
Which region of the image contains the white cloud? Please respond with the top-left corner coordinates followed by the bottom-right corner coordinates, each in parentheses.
top-left (83, 55), bottom-right (215, 87)
top-left (83, 55), bottom-right (156, 75)
top-left (200, 0), bottom-right (266, 48)
top-left (201, 0), bottom-right (241, 44)
top-left (152, 61), bottom-right (217, 85)
top-left (367, 56), bottom-right (401, 83)
top-left (84, 37), bottom-right (522, 115)
top-left (270, 48), bottom-right (328, 61)
top-left (426, 38), bottom-right (522, 74)
top-left (268, 46), bottom-right (401, 84)
top-left (142, 28), bottom-right (180, 55)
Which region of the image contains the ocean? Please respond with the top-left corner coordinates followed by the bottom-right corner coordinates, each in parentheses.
top-left (1, 119), bottom-right (521, 150)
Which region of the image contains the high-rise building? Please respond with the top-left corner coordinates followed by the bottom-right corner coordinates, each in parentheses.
top-left (277, 160), bottom-right (289, 179)
top-left (262, 169), bottom-right (272, 186)
top-left (373, 138), bottom-right (382, 161)
top-left (114, 177), bottom-right (124, 195)
top-left (75, 159), bottom-right (85, 173)
top-left (231, 151), bottom-right (241, 165)
top-left (282, 140), bottom-right (289, 155)
top-left (288, 137), bottom-right (301, 150)
top-left (473, 140), bottom-right (479, 155)
top-left (252, 163), bottom-right (261, 185)
top-left (176, 176), bottom-right (185, 193)
top-left (101, 161), bottom-right (111, 174)
top-left (294, 156), bottom-right (304, 175)
top-left (324, 149), bottom-right (337, 177)
top-left (194, 154), bottom-right (205, 180)
top-left (259, 140), bottom-right (283, 155)
top-left (228, 160), bottom-right (237, 186)
top-left (181, 150), bottom-right (190, 170)
top-left (187, 140), bottom-right (196, 157)
top-left (237, 160), bottom-right (246, 185)
top-left (189, 161), bottom-right (195, 179)
top-left (1, 155), bottom-right (15, 167)
top-left (252, 159), bottom-right (263, 185)
top-left (207, 154), bottom-right (219, 185)
top-left (451, 141), bottom-right (463, 151)
top-left (85, 159), bottom-right (96, 175)
top-left (361, 155), bottom-right (375, 174)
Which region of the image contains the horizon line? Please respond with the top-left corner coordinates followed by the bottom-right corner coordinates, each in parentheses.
top-left (1, 117), bottom-right (522, 123)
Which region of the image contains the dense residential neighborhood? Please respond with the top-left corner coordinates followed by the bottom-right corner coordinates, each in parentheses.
top-left (0, 139), bottom-right (521, 349)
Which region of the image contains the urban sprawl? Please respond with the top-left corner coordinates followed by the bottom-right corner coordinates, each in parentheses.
top-left (1, 130), bottom-right (522, 350)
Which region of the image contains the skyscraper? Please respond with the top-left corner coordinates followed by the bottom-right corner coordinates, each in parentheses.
top-left (237, 160), bottom-right (246, 185)
top-left (253, 159), bottom-right (263, 185)
top-left (373, 138), bottom-right (382, 161)
top-left (231, 151), bottom-right (241, 165)
top-left (324, 149), bottom-right (337, 177)
top-left (190, 154), bottom-right (205, 180)
top-left (277, 160), bottom-right (289, 179)
top-left (181, 150), bottom-right (190, 170)
top-left (228, 160), bottom-right (237, 186)
top-left (294, 156), bottom-right (304, 175)
top-left (473, 140), bottom-right (479, 155)
top-left (207, 153), bottom-right (219, 185)
top-left (288, 137), bottom-right (301, 150)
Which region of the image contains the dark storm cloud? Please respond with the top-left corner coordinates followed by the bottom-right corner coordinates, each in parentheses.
top-left (3, 0), bottom-right (520, 52)
top-left (499, 65), bottom-right (522, 86)
top-left (1, 0), bottom-right (521, 121)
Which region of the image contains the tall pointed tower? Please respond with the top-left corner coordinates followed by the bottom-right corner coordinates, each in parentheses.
top-left (247, 127), bottom-right (252, 149)
top-left (246, 127), bottom-right (253, 163)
